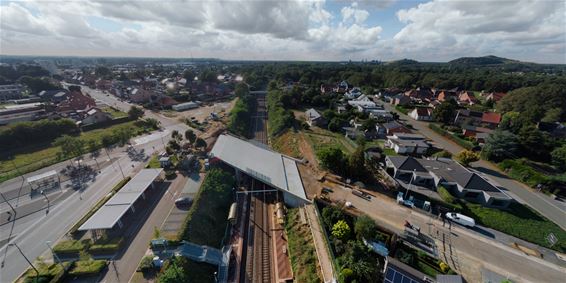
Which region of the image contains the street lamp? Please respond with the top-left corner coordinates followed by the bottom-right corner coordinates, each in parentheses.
top-left (40, 191), bottom-right (50, 214)
top-left (8, 243), bottom-right (39, 282)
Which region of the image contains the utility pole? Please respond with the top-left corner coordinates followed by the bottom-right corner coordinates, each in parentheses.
top-left (45, 241), bottom-right (63, 268)
top-left (0, 192), bottom-right (17, 268)
top-left (9, 243), bottom-right (39, 282)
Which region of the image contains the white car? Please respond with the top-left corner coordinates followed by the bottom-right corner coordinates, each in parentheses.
top-left (445, 212), bottom-right (475, 227)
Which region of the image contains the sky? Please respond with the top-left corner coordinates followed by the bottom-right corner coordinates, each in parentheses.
top-left (0, 0), bottom-right (565, 63)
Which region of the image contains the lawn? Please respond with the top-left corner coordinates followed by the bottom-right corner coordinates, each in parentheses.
top-left (0, 120), bottom-right (151, 183)
top-left (272, 129), bottom-right (302, 159)
top-left (395, 105), bottom-right (412, 115)
top-left (462, 202), bottom-right (566, 252)
top-left (24, 261), bottom-right (71, 283)
top-left (52, 239), bottom-right (89, 254)
top-left (178, 168), bottom-right (234, 248)
top-left (101, 107), bottom-right (128, 118)
top-left (304, 127), bottom-right (357, 155)
top-left (69, 260), bottom-right (107, 276)
top-left (285, 208), bottom-right (322, 283)
top-left (147, 154), bottom-right (161, 169)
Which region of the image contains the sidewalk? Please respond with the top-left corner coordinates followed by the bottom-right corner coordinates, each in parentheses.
top-left (304, 204), bottom-right (335, 283)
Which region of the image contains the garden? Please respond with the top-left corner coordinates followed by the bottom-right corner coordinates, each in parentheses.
top-left (284, 208), bottom-right (322, 283)
top-left (316, 200), bottom-right (391, 283)
top-left (394, 242), bottom-right (455, 278)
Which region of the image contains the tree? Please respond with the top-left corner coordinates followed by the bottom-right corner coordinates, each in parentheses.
top-left (361, 118), bottom-right (377, 131)
top-left (354, 215), bottom-right (377, 240)
top-left (94, 66), bottom-right (112, 78)
top-left (53, 135), bottom-right (85, 159)
top-left (128, 106), bottom-right (144, 120)
top-left (182, 69), bottom-right (195, 81)
top-left (168, 140), bottom-right (181, 151)
top-left (184, 129), bottom-right (197, 143)
top-left (551, 145), bottom-right (566, 171)
top-left (195, 138), bottom-right (207, 150)
top-left (332, 220), bottom-right (351, 240)
top-left (316, 146), bottom-right (346, 174)
top-left (455, 150), bottom-right (480, 166)
top-left (145, 118), bottom-right (161, 130)
top-left (159, 259), bottom-right (189, 283)
top-left (322, 206), bottom-right (345, 229)
top-left (348, 146), bottom-right (366, 179)
top-left (432, 100), bottom-right (457, 124)
top-left (327, 118), bottom-right (343, 132)
top-left (482, 130), bottom-right (519, 162)
top-left (432, 150), bottom-right (452, 158)
top-left (171, 130), bottom-right (182, 141)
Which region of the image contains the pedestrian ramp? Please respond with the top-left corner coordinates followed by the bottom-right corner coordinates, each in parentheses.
top-left (175, 241), bottom-right (231, 283)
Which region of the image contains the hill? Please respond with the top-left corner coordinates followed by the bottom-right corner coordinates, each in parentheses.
top-left (448, 55), bottom-right (518, 66)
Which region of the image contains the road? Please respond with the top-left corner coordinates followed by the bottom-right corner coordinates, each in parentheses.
top-left (325, 184), bottom-right (566, 283)
top-left (0, 86), bottom-right (189, 282)
top-left (383, 102), bottom-right (566, 229)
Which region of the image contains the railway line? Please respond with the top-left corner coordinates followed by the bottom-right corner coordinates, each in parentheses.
top-left (239, 92), bottom-right (274, 283)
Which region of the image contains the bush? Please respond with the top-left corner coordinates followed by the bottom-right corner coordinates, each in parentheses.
top-left (0, 118), bottom-right (78, 150)
top-left (138, 255), bottom-right (154, 271)
top-left (52, 239), bottom-right (89, 254)
top-left (437, 186), bottom-right (456, 204)
top-left (228, 90), bottom-right (256, 138)
top-left (69, 260), bottom-right (107, 276)
top-left (267, 89), bottom-right (295, 137)
top-left (428, 124), bottom-right (474, 150)
top-left (332, 220), bottom-right (351, 240)
top-left (498, 159), bottom-right (547, 187)
top-left (89, 238), bottom-right (123, 253)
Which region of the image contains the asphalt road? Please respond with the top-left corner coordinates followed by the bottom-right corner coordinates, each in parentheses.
top-left (383, 102), bottom-right (566, 230)
top-left (326, 185), bottom-right (566, 283)
top-left (0, 88), bottom-right (190, 282)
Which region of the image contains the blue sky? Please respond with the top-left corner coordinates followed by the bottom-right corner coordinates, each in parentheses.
top-left (0, 0), bottom-right (564, 63)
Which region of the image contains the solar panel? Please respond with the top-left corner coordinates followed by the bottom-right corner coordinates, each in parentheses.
top-left (384, 265), bottom-right (423, 283)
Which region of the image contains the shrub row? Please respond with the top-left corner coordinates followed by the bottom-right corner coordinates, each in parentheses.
top-left (228, 93), bottom-right (256, 138)
top-left (428, 123), bottom-right (474, 150)
top-left (0, 118), bottom-right (78, 150)
top-left (267, 89), bottom-right (294, 137)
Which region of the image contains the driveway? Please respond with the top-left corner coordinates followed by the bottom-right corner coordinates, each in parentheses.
top-left (383, 102), bottom-right (566, 229)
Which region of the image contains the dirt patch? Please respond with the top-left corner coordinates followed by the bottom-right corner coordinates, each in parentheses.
top-left (272, 130), bottom-right (302, 159)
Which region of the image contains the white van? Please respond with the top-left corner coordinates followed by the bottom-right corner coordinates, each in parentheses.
top-left (445, 212), bottom-right (475, 227)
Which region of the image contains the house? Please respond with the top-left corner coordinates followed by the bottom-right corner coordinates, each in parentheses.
top-left (305, 108), bottom-right (327, 127)
top-left (475, 132), bottom-right (491, 144)
top-left (408, 108), bottom-right (433, 121)
top-left (95, 79), bottom-right (113, 91)
top-left (377, 121), bottom-right (412, 136)
top-left (0, 84), bottom-right (23, 102)
top-left (537, 122), bottom-right (566, 137)
top-left (404, 87), bottom-right (433, 102)
top-left (385, 156), bottom-right (512, 208)
top-left (390, 94), bottom-right (412, 106)
top-left (130, 88), bottom-right (154, 103)
top-left (320, 84), bottom-right (334, 94)
top-left (480, 112), bottom-right (502, 128)
top-left (345, 87), bottom-right (363, 99)
top-left (383, 256), bottom-right (432, 283)
top-left (461, 125), bottom-right (492, 138)
top-left (457, 91), bottom-right (479, 105)
top-left (348, 95), bottom-right (376, 108)
top-left (437, 90), bottom-right (458, 102)
top-left (334, 81), bottom-right (349, 93)
top-left (428, 100), bottom-right (441, 109)
top-left (56, 90), bottom-right (96, 113)
top-left (386, 133), bottom-right (430, 155)
top-left (38, 90), bottom-right (67, 103)
top-left (336, 105), bottom-right (347, 114)
top-left (81, 107), bottom-right (112, 125)
top-left (454, 110), bottom-right (501, 129)
top-left (368, 109), bottom-right (394, 121)
top-left (344, 127), bottom-right (378, 140)
top-left (483, 92), bottom-right (507, 102)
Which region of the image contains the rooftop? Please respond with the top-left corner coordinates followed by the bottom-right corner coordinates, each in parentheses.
top-left (210, 134), bottom-right (307, 200)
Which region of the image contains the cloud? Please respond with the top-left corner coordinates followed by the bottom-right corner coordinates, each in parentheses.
top-left (393, 0), bottom-right (566, 62)
top-left (341, 2), bottom-right (370, 24)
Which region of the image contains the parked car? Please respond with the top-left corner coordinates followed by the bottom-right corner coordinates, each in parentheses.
top-left (352, 189), bottom-right (371, 201)
top-left (175, 197), bottom-right (192, 206)
top-left (445, 212), bottom-right (475, 227)
top-left (322, 187), bottom-right (333, 194)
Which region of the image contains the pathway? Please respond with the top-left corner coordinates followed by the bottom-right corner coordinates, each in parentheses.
top-left (304, 204), bottom-right (335, 283)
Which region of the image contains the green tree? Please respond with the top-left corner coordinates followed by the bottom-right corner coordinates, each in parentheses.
top-left (332, 220), bottom-right (351, 240)
top-left (551, 145), bottom-right (566, 171)
top-left (171, 130), bottom-right (182, 141)
top-left (184, 129), bottom-right (196, 143)
top-left (53, 135), bottom-right (85, 159)
top-left (321, 206), bottom-right (345, 229)
top-left (168, 140), bottom-right (181, 151)
top-left (128, 106), bottom-right (144, 120)
top-left (361, 118), bottom-right (377, 131)
top-left (542, 107), bottom-right (563, 123)
top-left (194, 137), bottom-right (207, 150)
top-left (482, 130), bottom-right (519, 162)
top-left (159, 260), bottom-right (189, 283)
top-left (94, 66), bottom-right (112, 78)
top-left (455, 150), bottom-right (480, 166)
top-left (182, 69), bottom-right (195, 81)
top-left (316, 146), bottom-right (345, 174)
top-left (432, 100), bottom-right (457, 124)
top-left (145, 118), bottom-right (161, 130)
top-left (348, 146), bottom-right (366, 179)
top-left (354, 215), bottom-right (377, 240)
top-left (432, 150), bottom-right (452, 158)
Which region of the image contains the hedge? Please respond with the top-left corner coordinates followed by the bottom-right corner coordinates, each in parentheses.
top-left (89, 238), bottom-right (123, 254)
top-left (52, 239), bottom-right (90, 254)
top-left (428, 123), bottom-right (474, 150)
top-left (68, 260), bottom-right (107, 276)
top-left (437, 186), bottom-right (456, 204)
top-left (80, 116), bottom-right (133, 131)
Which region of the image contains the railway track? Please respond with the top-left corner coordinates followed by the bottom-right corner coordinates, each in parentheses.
top-left (240, 92), bottom-right (273, 283)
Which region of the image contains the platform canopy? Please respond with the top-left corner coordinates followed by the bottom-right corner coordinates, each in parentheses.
top-left (210, 134), bottom-right (307, 201)
top-left (79, 168), bottom-right (163, 231)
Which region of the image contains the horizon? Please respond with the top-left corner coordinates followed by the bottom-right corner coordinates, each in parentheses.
top-left (1, 0), bottom-right (565, 64)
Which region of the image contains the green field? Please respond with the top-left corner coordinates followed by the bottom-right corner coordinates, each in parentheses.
top-left (102, 107), bottom-right (128, 118)
top-left (304, 127), bottom-right (357, 154)
top-left (285, 208), bottom-right (322, 283)
top-left (0, 120), bottom-right (151, 183)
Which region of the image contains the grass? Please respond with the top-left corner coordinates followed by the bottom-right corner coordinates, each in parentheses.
top-left (284, 208), bottom-right (323, 283)
top-left (272, 129), bottom-right (302, 158)
top-left (178, 168), bottom-right (234, 248)
top-left (304, 127), bottom-right (357, 155)
top-left (68, 260), bottom-right (107, 276)
top-left (0, 120), bottom-right (150, 183)
top-left (101, 107), bottom-right (128, 118)
top-left (89, 237), bottom-right (123, 253)
top-left (462, 202), bottom-right (566, 252)
top-left (428, 123), bottom-right (474, 150)
top-left (498, 159), bottom-right (566, 194)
